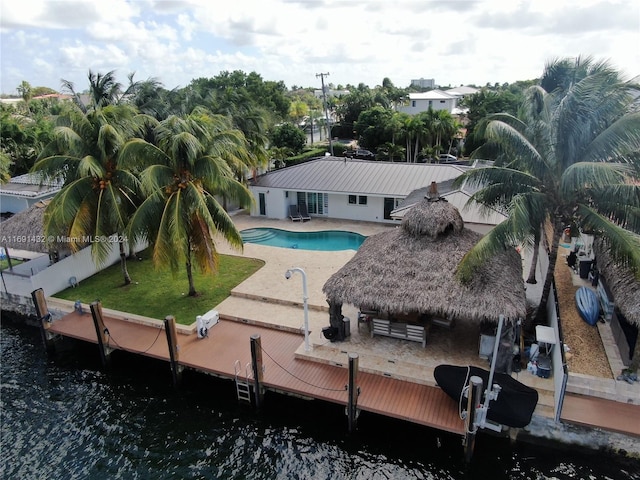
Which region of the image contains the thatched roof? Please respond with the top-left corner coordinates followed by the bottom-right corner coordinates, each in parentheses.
top-left (0, 201), bottom-right (50, 253)
top-left (594, 239), bottom-right (640, 327)
top-left (323, 196), bottom-right (526, 322)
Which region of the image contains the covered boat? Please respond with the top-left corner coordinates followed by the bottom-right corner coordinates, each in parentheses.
top-left (434, 364), bottom-right (539, 428)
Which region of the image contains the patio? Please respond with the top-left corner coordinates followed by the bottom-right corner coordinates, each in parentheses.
top-left (214, 212), bottom-right (554, 401)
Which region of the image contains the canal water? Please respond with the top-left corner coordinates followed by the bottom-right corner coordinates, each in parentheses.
top-left (2, 318), bottom-right (638, 480)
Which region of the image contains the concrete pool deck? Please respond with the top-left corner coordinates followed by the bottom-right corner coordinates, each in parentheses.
top-left (212, 212), bottom-right (561, 414)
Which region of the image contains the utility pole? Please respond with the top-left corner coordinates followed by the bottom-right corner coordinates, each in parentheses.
top-left (316, 72), bottom-right (334, 156)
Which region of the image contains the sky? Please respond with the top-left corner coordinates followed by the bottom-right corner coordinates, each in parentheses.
top-left (1, 0), bottom-right (639, 95)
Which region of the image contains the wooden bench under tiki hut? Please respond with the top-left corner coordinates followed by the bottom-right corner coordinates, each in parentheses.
top-left (322, 186), bottom-right (527, 365)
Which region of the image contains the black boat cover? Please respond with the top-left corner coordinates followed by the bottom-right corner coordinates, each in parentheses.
top-left (434, 364), bottom-right (539, 428)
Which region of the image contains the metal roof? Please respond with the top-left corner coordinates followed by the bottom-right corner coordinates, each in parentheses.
top-left (390, 184), bottom-right (507, 226)
top-left (0, 173), bottom-right (63, 198)
top-left (252, 157), bottom-right (467, 197)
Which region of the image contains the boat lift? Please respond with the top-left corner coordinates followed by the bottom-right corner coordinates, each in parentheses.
top-left (462, 315), bottom-right (506, 461)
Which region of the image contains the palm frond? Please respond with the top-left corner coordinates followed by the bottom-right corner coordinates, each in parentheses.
top-left (77, 155), bottom-right (104, 178)
top-left (485, 121), bottom-right (544, 163)
top-left (138, 164), bottom-right (174, 194)
top-left (578, 204), bottom-right (640, 278)
top-left (455, 165), bottom-right (540, 192)
top-left (126, 190), bottom-right (166, 246)
top-left (204, 194), bottom-right (244, 250)
top-left (455, 220), bottom-right (520, 283)
top-left (561, 162), bottom-right (631, 194)
top-left (582, 112), bottom-right (640, 163)
top-left (588, 184), bottom-right (640, 233)
top-left (119, 138), bottom-right (169, 170)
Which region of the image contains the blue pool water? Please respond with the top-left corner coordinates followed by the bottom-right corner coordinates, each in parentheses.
top-left (241, 228), bottom-right (365, 251)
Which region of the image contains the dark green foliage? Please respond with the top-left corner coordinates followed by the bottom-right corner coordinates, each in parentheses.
top-left (271, 123), bottom-right (306, 154)
top-left (354, 106), bottom-right (394, 151)
top-left (463, 89), bottom-right (521, 155)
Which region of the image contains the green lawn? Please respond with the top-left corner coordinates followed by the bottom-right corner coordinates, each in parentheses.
top-left (53, 248), bottom-right (264, 325)
top-left (1, 258), bottom-right (24, 270)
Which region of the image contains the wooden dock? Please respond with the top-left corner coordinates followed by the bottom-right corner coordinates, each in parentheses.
top-left (47, 310), bottom-right (465, 436)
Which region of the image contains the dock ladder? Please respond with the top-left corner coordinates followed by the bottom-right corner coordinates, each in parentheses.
top-left (234, 360), bottom-right (253, 404)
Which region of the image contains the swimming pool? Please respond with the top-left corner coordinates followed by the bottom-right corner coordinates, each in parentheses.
top-left (240, 228), bottom-right (366, 251)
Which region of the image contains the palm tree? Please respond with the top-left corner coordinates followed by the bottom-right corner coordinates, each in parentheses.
top-left (32, 104), bottom-right (146, 284)
top-left (379, 142), bottom-right (405, 162)
top-left (61, 70), bottom-right (143, 113)
top-left (455, 57), bottom-right (640, 324)
top-left (121, 108), bottom-right (254, 296)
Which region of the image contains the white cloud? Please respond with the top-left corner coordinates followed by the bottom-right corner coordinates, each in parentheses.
top-left (0, 0), bottom-right (638, 94)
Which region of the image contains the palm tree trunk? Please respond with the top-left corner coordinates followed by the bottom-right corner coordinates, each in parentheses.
top-left (185, 246), bottom-right (197, 296)
top-left (119, 240), bottom-right (131, 285)
top-left (526, 234), bottom-right (541, 284)
top-left (535, 220), bottom-right (564, 324)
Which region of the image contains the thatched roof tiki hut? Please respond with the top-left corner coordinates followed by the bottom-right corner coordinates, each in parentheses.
top-left (593, 239), bottom-right (640, 372)
top-left (322, 186), bottom-right (527, 369)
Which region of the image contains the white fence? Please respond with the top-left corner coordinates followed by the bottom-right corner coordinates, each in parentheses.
top-left (1, 241), bottom-right (144, 298)
top-left (546, 281), bottom-right (569, 422)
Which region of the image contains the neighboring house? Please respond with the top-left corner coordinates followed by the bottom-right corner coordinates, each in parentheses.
top-left (398, 86), bottom-right (480, 117)
top-left (313, 88), bottom-right (350, 99)
top-left (248, 157), bottom-right (505, 233)
top-left (0, 173), bottom-right (63, 214)
top-left (389, 178), bottom-right (507, 235)
top-left (399, 89), bottom-right (458, 115)
top-left (445, 86), bottom-right (480, 98)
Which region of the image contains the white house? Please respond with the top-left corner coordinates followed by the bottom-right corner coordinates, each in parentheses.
top-left (445, 86), bottom-right (480, 98)
top-left (0, 172), bottom-right (62, 214)
top-left (248, 157), bottom-right (506, 233)
top-left (398, 86), bottom-right (481, 117)
top-left (399, 89), bottom-right (458, 115)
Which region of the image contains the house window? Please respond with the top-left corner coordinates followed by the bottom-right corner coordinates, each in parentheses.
top-left (348, 195), bottom-right (367, 205)
top-left (440, 100), bottom-right (446, 103)
top-left (429, 100), bottom-right (432, 107)
top-left (411, 100), bottom-right (416, 107)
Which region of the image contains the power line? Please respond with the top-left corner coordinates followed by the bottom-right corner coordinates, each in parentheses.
top-left (316, 72), bottom-right (334, 156)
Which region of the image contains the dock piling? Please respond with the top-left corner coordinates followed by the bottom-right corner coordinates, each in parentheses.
top-left (250, 334), bottom-right (265, 409)
top-left (164, 315), bottom-right (182, 387)
top-left (347, 353), bottom-right (360, 432)
top-left (463, 375), bottom-right (483, 462)
top-left (90, 301), bottom-right (113, 367)
top-left (31, 288), bottom-right (55, 354)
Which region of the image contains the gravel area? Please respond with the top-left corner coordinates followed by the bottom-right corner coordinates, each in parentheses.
top-left (555, 247), bottom-right (613, 378)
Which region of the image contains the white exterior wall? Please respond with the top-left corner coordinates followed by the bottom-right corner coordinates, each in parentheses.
top-left (400, 98), bottom-right (456, 115)
top-left (0, 192), bottom-right (59, 214)
top-left (249, 187), bottom-right (402, 224)
top-left (0, 195), bottom-right (29, 213)
top-left (327, 194), bottom-right (394, 223)
top-left (249, 187), bottom-right (292, 220)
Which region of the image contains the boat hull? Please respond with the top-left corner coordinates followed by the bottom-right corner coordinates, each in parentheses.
top-left (434, 364), bottom-right (539, 428)
top-left (575, 286), bottom-right (600, 326)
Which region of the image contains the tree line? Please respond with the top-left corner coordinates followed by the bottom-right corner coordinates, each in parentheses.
top-left (2, 59), bottom-right (639, 374)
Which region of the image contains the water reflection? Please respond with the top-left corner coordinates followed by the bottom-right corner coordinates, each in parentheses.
top-left (1, 320), bottom-right (638, 479)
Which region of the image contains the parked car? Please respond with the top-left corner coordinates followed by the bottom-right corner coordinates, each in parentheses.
top-left (439, 154), bottom-right (457, 163)
top-left (344, 149), bottom-right (375, 160)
